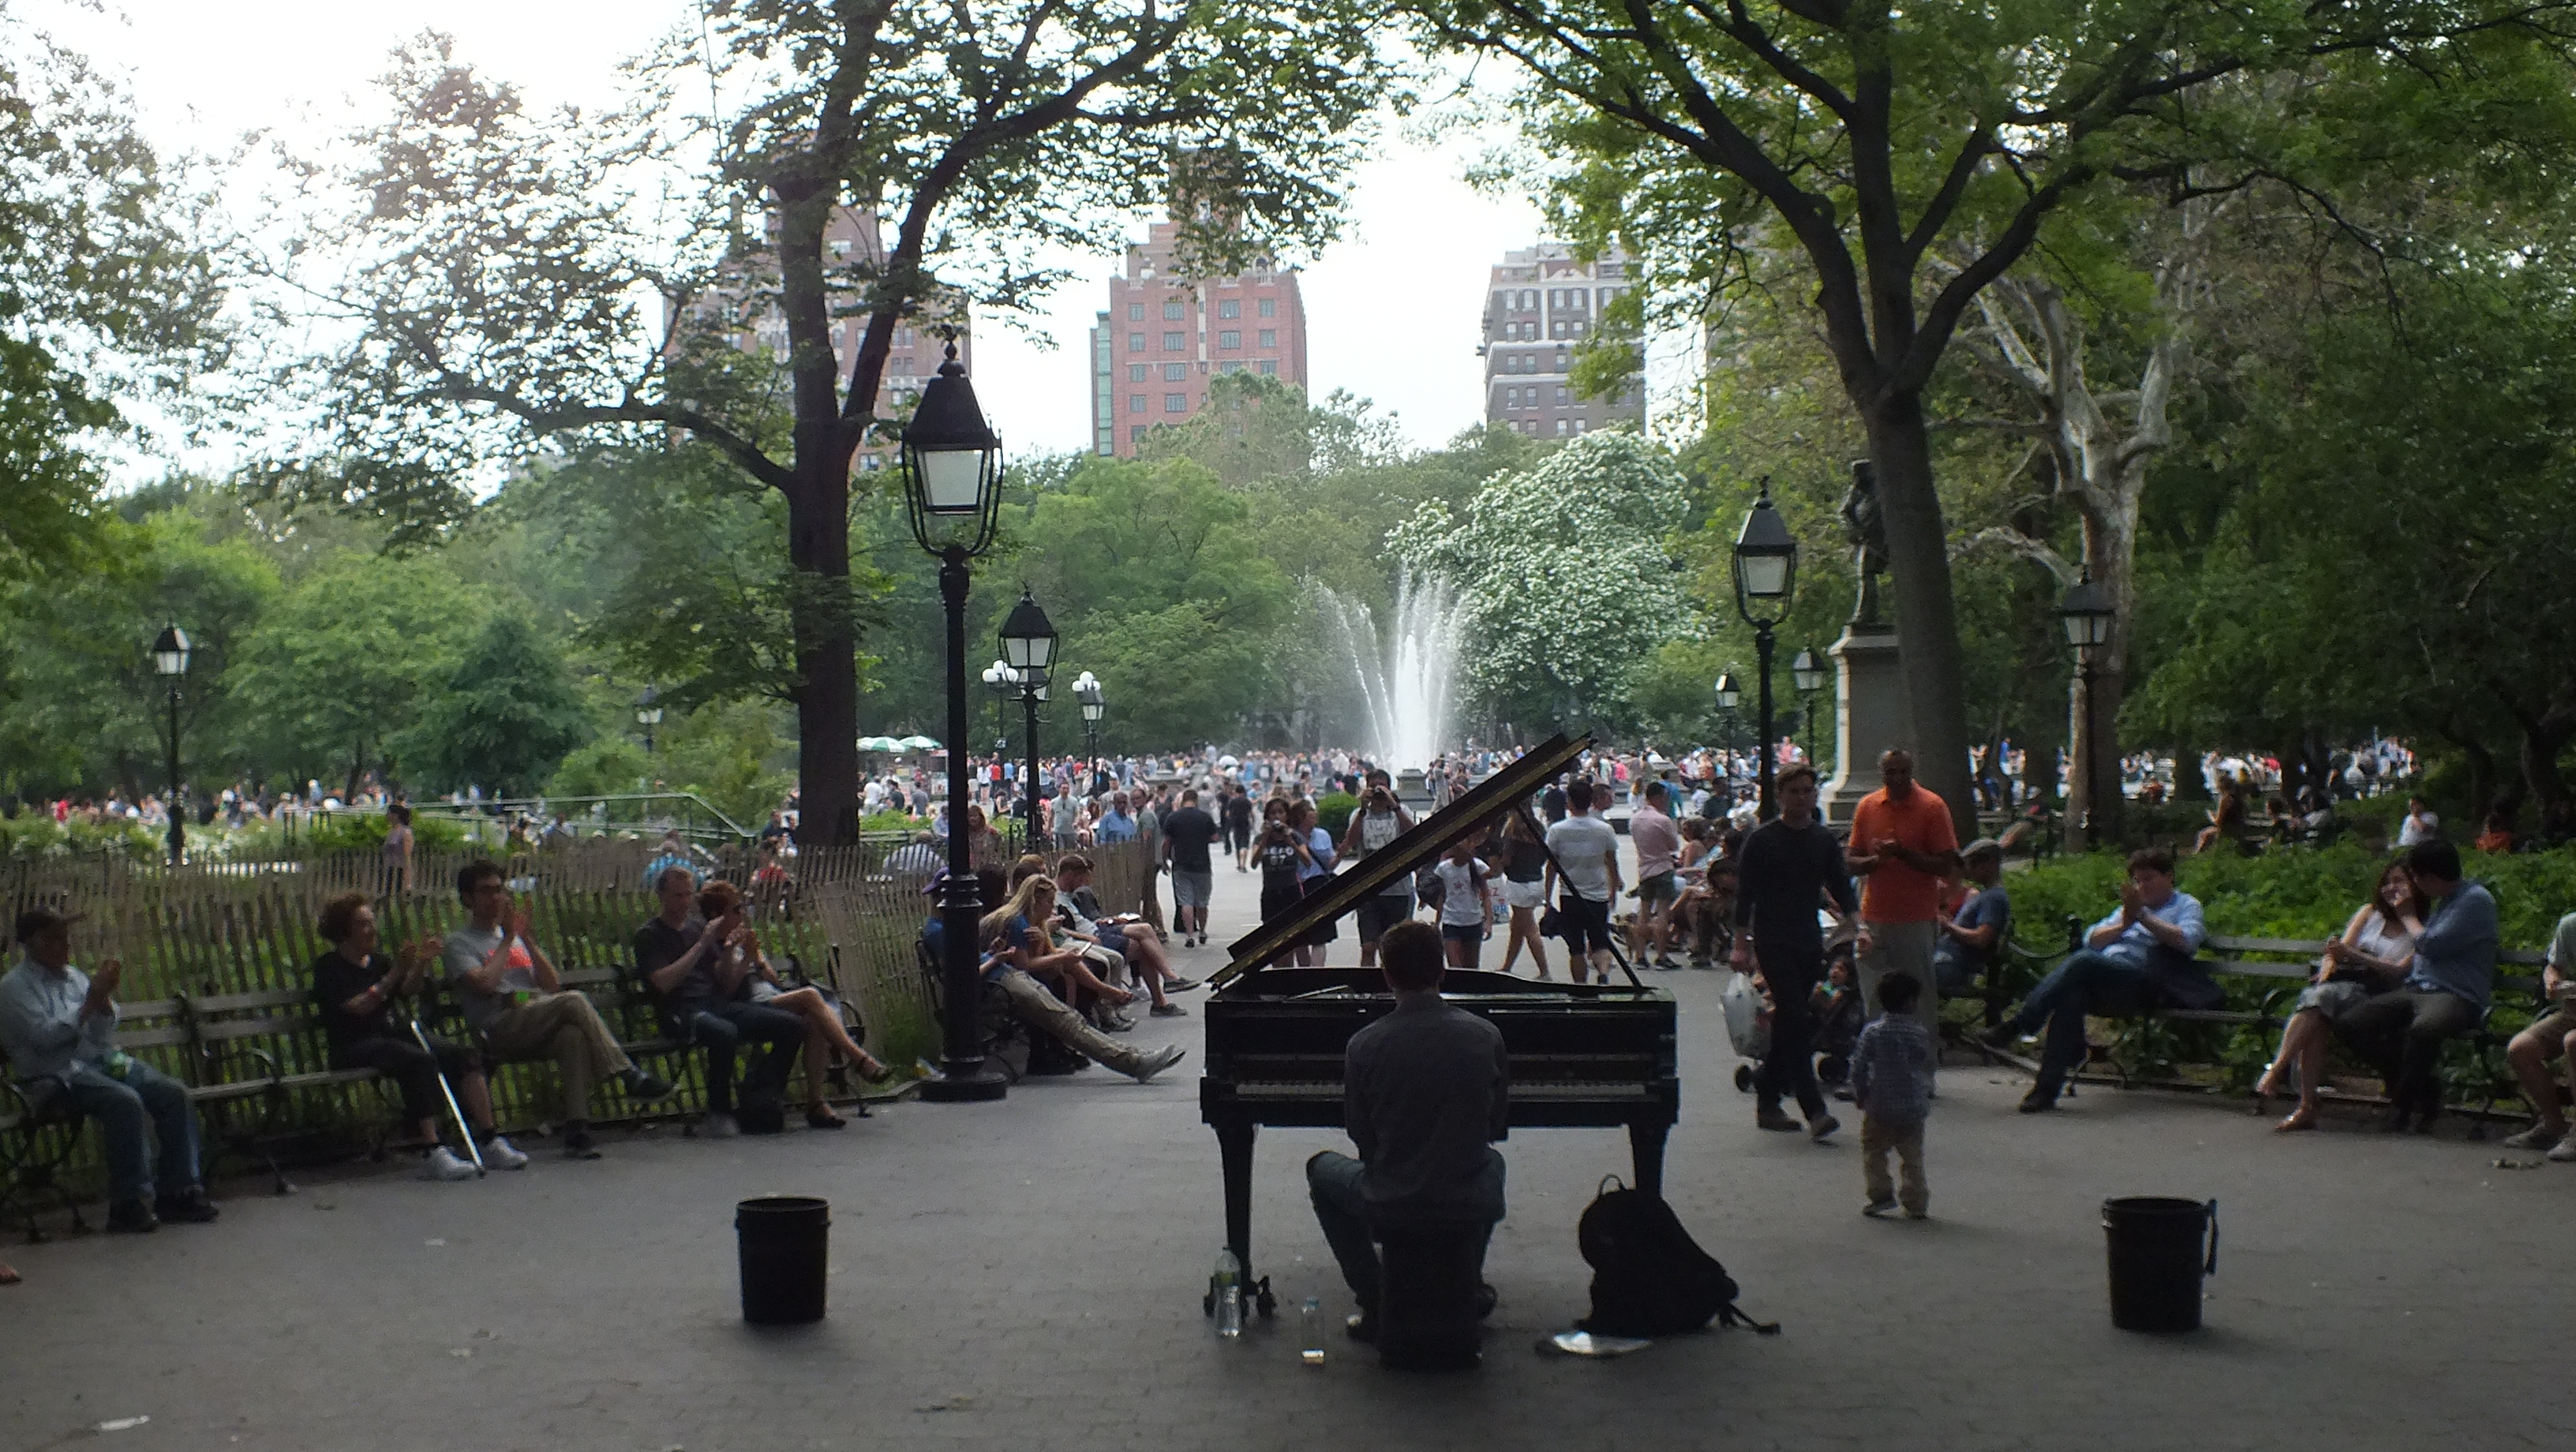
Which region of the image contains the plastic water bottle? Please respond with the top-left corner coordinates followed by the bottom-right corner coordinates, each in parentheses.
top-left (1300, 1297), bottom-right (1324, 1365)
top-left (1213, 1249), bottom-right (1243, 1338)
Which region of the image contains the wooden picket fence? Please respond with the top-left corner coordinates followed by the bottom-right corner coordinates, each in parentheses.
top-left (2, 836), bottom-right (1155, 1196)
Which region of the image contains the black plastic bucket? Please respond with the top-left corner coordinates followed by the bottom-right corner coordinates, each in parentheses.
top-left (737, 1196), bottom-right (829, 1325)
top-left (2101, 1196), bottom-right (2216, 1333)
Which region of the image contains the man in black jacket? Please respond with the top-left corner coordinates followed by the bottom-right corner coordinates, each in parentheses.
top-left (1731, 763), bottom-right (1859, 1140)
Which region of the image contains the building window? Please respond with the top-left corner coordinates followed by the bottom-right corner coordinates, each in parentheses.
top-left (1258, 329), bottom-right (1275, 348)
top-left (1219, 359), bottom-right (1246, 373)
top-left (1163, 361), bottom-right (1186, 381)
top-left (1129, 394), bottom-right (1146, 414)
top-left (1258, 298), bottom-right (1277, 317)
top-left (1571, 320), bottom-right (1587, 338)
top-left (1597, 287), bottom-right (1617, 309)
top-left (1218, 330), bottom-right (1241, 350)
top-left (1164, 301), bottom-right (1186, 320)
top-left (1162, 331), bottom-right (1185, 351)
top-left (1128, 333), bottom-right (1144, 352)
top-left (1130, 425), bottom-right (1148, 443)
top-left (1258, 360), bottom-right (1278, 376)
top-left (1219, 299), bottom-right (1241, 319)
top-left (1128, 302), bottom-right (1144, 320)
top-left (1128, 364), bottom-right (1147, 382)
top-left (1557, 387), bottom-right (1571, 405)
top-left (1575, 418), bottom-right (1589, 433)
top-left (1164, 392), bottom-right (1186, 412)
top-left (1556, 417), bottom-right (1571, 436)
top-left (1548, 320), bottom-right (1563, 339)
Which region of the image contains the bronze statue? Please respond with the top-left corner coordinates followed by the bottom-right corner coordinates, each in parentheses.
top-left (1840, 458), bottom-right (1888, 626)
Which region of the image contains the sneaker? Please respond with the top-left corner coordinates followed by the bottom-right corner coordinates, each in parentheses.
top-left (1755, 1110), bottom-right (1802, 1132)
top-left (155, 1188), bottom-right (220, 1224)
top-left (1129, 1045), bottom-right (1188, 1084)
top-left (1099, 1012), bottom-right (1136, 1033)
top-left (1164, 978), bottom-right (1204, 993)
top-left (697, 1113), bottom-right (742, 1140)
top-left (106, 1199), bottom-right (159, 1234)
top-left (1151, 1001), bottom-right (1189, 1018)
top-left (2500, 1123), bottom-right (2563, 1151)
top-left (481, 1136), bottom-right (530, 1169)
top-left (1903, 1207), bottom-right (1930, 1221)
top-left (2018, 1087), bottom-right (2061, 1113)
top-left (1807, 1113), bottom-right (1841, 1143)
top-left (1345, 1312), bottom-right (1378, 1344)
top-left (2549, 1137), bottom-right (2576, 1163)
top-left (560, 1126), bottom-right (603, 1160)
top-left (1862, 1197), bottom-right (1898, 1218)
top-left (426, 1146), bottom-right (478, 1181)
top-left (620, 1069), bottom-right (676, 1102)
top-left (1979, 1022), bottom-right (2021, 1051)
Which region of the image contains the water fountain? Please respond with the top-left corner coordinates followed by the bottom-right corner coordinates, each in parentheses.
top-left (1320, 573), bottom-right (1467, 776)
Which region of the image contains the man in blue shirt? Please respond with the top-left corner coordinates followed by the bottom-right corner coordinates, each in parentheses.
top-left (1096, 792), bottom-right (1138, 844)
top-left (0, 908), bottom-right (218, 1233)
top-left (1983, 847), bottom-right (2215, 1113)
top-left (2336, 838), bottom-right (2496, 1132)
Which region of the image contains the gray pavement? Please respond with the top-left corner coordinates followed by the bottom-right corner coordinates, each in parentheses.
top-left (7, 846), bottom-right (2574, 1452)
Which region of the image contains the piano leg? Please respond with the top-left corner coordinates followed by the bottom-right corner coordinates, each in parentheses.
top-left (1214, 1117), bottom-right (1258, 1309)
top-left (1627, 1121), bottom-right (1670, 1197)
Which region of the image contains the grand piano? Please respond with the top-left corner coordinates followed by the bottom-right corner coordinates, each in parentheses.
top-left (1199, 733), bottom-right (1679, 1315)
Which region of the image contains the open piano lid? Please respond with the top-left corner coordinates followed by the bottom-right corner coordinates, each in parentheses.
top-left (1211, 732), bottom-right (1593, 987)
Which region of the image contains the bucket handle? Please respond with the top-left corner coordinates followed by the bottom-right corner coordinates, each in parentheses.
top-left (2203, 1198), bottom-right (2219, 1277)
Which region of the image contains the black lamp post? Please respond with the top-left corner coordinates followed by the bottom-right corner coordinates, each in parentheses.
top-left (998, 588), bottom-right (1058, 848)
top-left (635, 685), bottom-right (663, 755)
top-left (1073, 671), bottom-right (1103, 783)
top-left (1732, 480), bottom-right (1799, 818)
top-left (982, 661), bottom-right (1013, 755)
top-left (1792, 645), bottom-right (1825, 772)
top-left (2057, 570), bottom-right (2117, 849)
top-left (151, 623), bottom-right (190, 866)
top-left (901, 333), bottom-right (1009, 1103)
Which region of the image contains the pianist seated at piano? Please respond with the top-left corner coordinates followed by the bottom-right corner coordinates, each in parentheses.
top-left (1305, 919), bottom-right (1509, 1343)
top-left (920, 874), bottom-right (1187, 1084)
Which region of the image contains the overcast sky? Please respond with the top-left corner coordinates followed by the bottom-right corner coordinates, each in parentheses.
top-left (37, 0), bottom-right (1641, 464)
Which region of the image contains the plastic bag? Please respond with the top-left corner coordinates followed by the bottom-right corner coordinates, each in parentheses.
top-left (1720, 971), bottom-right (1766, 1059)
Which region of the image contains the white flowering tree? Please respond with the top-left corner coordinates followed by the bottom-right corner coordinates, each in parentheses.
top-left (1387, 432), bottom-right (1690, 734)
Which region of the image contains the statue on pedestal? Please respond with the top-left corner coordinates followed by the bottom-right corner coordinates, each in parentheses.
top-left (1839, 458), bottom-right (1888, 627)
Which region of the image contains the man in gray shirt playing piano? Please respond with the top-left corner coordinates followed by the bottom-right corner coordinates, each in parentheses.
top-left (1305, 919), bottom-right (1509, 1344)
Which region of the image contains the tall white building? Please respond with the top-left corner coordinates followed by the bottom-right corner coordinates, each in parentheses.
top-left (1481, 244), bottom-right (1644, 437)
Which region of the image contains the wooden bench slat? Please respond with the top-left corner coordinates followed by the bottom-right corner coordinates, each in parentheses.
top-left (193, 1017), bottom-right (320, 1043)
top-left (2204, 936), bottom-right (2323, 955)
top-left (189, 989), bottom-right (316, 1013)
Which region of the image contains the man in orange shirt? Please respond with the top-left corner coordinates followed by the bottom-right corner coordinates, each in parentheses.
top-left (1846, 749), bottom-right (1962, 1061)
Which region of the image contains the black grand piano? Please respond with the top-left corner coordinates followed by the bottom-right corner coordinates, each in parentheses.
top-left (1199, 733), bottom-right (1678, 1315)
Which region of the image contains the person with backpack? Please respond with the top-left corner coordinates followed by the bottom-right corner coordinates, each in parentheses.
top-left (1851, 971), bottom-right (1934, 1218)
top-left (1305, 920), bottom-right (1507, 1346)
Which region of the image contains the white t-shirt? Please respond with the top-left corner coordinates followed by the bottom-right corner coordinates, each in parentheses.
top-left (1545, 814), bottom-right (1619, 903)
top-left (2398, 810), bottom-right (2439, 847)
top-left (1434, 858), bottom-right (1489, 927)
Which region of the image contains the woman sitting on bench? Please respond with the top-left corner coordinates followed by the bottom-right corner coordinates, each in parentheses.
top-left (2252, 859), bottom-right (2424, 1132)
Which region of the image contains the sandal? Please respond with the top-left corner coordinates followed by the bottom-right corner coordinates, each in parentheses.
top-left (2275, 1108), bottom-right (2320, 1133)
top-left (855, 1054), bottom-right (897, 1085)
top-left (805, 1107), bottom-right (848, 1130)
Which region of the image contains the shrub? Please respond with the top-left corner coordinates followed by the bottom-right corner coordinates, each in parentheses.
top-left (2009, 842), bottom-right (2576, 949)
top-left (1315, 791), bottom-right (1360, 840)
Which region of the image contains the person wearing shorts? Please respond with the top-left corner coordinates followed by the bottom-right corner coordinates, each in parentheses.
top-left (2500, 909), bottom-right (2576, 1158)
top-left (1627, 780), bottom-right (1682, 968)
top-left (1432, 841), bottom-right (1494, 971)
top-left (1342, 770), bottom-right (1417, 969)
top-left (1544, 780), bottom-right (1622, 982)
top-left (1161, 789), bottom-right (1221, 947)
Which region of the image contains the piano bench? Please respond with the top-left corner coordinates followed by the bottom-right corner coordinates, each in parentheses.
top-left (1376, 1220), bottom-right (1488, 1372)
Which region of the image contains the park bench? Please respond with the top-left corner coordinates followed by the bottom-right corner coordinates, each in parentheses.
top-left (915, 930), bottom-right (1031, 1083)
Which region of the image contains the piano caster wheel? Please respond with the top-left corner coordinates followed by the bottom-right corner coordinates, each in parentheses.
top-left (1734, 1065), bottom-right (1754, 1093)
top-left (1253, 1279), bottom-right (1276, 1319)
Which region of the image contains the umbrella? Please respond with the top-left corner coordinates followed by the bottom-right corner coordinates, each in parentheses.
top-left (858, 735), bottom-right (904, 752)
top-left (900, 735), bottom-right (941, 750)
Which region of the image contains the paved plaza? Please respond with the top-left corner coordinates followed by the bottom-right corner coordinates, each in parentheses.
top-left (8, 854), bottom-right (2573, 1452)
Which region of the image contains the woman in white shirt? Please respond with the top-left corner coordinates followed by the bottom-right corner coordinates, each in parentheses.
top-left (2255, 859), bottom-right (2425, 1131)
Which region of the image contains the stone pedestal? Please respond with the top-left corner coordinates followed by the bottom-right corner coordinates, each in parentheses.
top-left (1822, 624), bottom-right (1914, 825)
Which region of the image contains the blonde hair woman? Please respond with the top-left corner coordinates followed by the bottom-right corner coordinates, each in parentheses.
top-left (981, 874), bottom-right (1133, 1008)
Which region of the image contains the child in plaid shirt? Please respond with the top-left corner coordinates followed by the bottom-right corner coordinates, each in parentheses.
top-left (1851, 971), bottom-right (1933, 1219)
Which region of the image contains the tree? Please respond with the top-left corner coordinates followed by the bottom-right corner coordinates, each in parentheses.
top-left (1389, 431), bottom-right (1690, 733)
top-left (0, 17), bottom-right (224, 584)
top-left (1408, 0), bottom-right (2576, 836)
top-left (400, 615), bottom-right (592, 796)
top-left (264, 8), bottom-right (1394, 842)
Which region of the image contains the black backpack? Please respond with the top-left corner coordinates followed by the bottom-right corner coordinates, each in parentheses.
top-left (1574, 1177), bottom-right (1779, 1338)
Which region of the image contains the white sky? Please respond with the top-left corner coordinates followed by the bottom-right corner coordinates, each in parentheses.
top-left (35, 0), bottom-right (1662, 463)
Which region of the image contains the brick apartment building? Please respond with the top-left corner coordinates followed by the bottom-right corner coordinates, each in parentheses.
top-left (1087, 219), bottom-right (1309, 457)
top-left (1481, 244), bottom-right (1644, 439)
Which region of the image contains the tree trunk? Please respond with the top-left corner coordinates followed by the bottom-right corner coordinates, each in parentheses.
top-left (2516, 706), bottom-right (2574, 817)
top-left (1865, 395), bottom-right (1979, 844)
top-left (785, 473), bottom-right (860, 845)
top-left (2174, 740), bottom-right (2210, 802)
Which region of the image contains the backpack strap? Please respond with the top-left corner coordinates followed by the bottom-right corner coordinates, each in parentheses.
top-left (1717, 1301), bottom-right (1782, 1335)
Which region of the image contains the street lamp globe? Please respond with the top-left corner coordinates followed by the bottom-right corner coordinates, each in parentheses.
top-left (1792, 646), bottom-right (1825, 694)
top-left (998, 588), bottom-right (1058, 680)
top-left (900, 334), bottom-right (1004, 557)
top-left (2057, 571), bottom-right (2116, 653)
top-left (152, 623), bottom-right (192, 677)
top-left (1714, 670), bottom-right (1741, 712)
top-left (1730, 480), bottom-right (1799, 620)
top-left (634, 684), bottom-right (664, 728)
top-left (1074, 670), bottom-right (1103, 723)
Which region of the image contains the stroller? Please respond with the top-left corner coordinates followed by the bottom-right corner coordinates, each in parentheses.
top-left (1727, 922), bottom-right (1863, 1094)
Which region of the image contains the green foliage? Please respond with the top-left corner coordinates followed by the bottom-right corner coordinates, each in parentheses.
top-left (2009, 844), bottom-right (2576, 950)
top-left (1315, 791), bottom-right (1360, 840)
top-left (0, 810), bottom-right (157, 859)
top-left (297, 810), bottom-right (469, 855)
top-left (654, 702), bottom-right (796, 831)
top-left (547, 736), bottom-right (653, 801)
top-left (399, 615), bottom-right (593, 796)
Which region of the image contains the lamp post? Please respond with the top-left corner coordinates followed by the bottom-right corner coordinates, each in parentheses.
top-left (1731, 481), bottom-right (1799, 818)
top-left (635, 685), bottom-right (663, 755)
top-left (900, 333), bottom-right (1009, 1103)
top-left (2057, 570), bottom-right (2117, 851)
top-left (982, 661), bottom-right (1013, 754)
top-left (1073, 671), bottom-right (1103, 784)
top-left (151, 624), bottom-right (190, 866)
top-left (1792, 645), bottom-right (1825, 772)
top-left (998, 588), bottom-right (1058, 848)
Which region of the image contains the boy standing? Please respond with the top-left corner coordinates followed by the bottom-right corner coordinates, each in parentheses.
top-left (1852, 972), bottom-right (1933, 1219)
